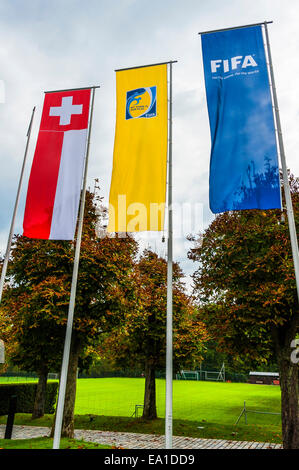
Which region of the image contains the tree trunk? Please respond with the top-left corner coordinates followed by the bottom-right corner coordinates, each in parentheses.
top-left (32, 366), bottom-right (48, 419)
top-left (142, 359), bottom-right (157, 420)
top-left (277, 345), bottom-right (299, 448)
top-left (272, 321), bottom-right (299, 449)
top-left (279, 358), bottom-right (298, 448)
top-left (51, 335), bottom-right (81, 439)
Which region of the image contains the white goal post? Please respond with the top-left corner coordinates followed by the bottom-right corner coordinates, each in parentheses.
top-left (176, 363), bottom-right (225, 382)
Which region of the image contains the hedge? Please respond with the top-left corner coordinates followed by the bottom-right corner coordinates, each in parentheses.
top-left (0, 382), bottom-right (58, 415)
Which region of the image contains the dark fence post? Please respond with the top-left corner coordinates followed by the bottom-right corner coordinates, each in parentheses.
top-left (4, 394), bottom-right (17, 439)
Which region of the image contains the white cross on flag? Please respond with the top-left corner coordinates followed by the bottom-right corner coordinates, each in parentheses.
top-left (23, 89), bottom-right (91, 239)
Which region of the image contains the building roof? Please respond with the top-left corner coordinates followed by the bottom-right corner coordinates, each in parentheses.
top-left (249, 371), bottom-right (279, 377)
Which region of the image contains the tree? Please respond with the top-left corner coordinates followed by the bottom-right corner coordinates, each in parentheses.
top-left (1, 278), bottom-right (68, 418)
top-left (188, 174), bottom-right (299, 449)
top-left (1, 190), bottom-right (138, 435)
top-left (99, 249), bottom-right (209, 420)
top-left (0, 295), bottom-right (17, 375)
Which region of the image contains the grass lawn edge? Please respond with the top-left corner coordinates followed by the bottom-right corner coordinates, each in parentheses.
top-left (0, 413), bottom-right (282, 445)
top-left (0, 436), bottom-right (111, 449)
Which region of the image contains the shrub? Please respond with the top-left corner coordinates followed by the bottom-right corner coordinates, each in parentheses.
top-left (0, 382), bottom-right (58, 415)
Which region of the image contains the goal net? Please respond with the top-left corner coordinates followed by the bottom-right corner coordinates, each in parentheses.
top-left (176, 363), bottom-right (225, 382)
top-left (176, 370), bottom-right (200, 380)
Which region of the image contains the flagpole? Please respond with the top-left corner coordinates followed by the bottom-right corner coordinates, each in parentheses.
top-left (0, 106), bottom-right (36, 303)
top-left (198, 20), bottom-right (273, 36)
top-left (165, 60), bottom-right (173, 449)
top-left (115, 60), bottom-right (178, 72)
top-left (52, 86), bottom-right (97, 449)
top-left (264, 22), bottom-right (299, 303)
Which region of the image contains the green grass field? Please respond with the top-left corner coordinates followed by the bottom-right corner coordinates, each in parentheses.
top-left (0, 376), bottom-right (281, 426)
top-left (0, 377), bottom-right (283, 446)
top-left (0, 376), bottom-right (38, 384)
top-left (73, 378), bottom-right (281, 426)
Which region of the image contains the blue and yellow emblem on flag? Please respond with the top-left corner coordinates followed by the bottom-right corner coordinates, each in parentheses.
top-left (126, 86), bottom-right (157, 120)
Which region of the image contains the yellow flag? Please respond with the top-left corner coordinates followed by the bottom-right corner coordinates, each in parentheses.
top-left (108, 64), bottom-right (168, 232)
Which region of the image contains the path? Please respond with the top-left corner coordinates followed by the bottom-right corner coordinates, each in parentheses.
top-left (0, 425), bottom-right (282, 449)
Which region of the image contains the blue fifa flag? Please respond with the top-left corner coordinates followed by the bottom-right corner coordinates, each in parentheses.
top-left (201, 25), bottom-right (281, 213)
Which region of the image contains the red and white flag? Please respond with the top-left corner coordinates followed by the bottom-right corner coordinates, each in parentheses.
top-left (23, 88), bottom-right (91, 239)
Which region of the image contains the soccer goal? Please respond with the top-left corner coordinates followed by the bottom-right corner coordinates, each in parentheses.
top-left (176, 370), bottom-right (200, 381)
top-left (199, 362), bottom-right (225, 382)
top-left (47, 373), bottom-right (59, 380)
top-left (176, 363), bottom-right (225, 382)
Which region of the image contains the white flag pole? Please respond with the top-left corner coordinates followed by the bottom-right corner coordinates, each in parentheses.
top-left (264, 22), bottom-right (299, 302)
top-left (53, 86), bottom-right (97, 449)
top-left (113, 60), bottom-right (176, 448)
top-left (165, 60), bottom-right (173, 449)
top-left (0, 106), bottom-right (36, 303)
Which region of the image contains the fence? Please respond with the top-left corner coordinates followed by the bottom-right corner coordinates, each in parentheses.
top-left (235, 401), bottom-right (281, 425)
top-left (0, 372), bottom-right (38, 382)
top-left (0, 373), bottom-right (281, 425)
top-left (1, 367), bottom-right (249, 383)
top-left (78, 369), bottom-right (144, 379)
top-left (0, 371), bottom-right (59, 383)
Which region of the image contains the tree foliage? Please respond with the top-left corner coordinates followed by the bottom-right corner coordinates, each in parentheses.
top-left (188, 173), bottom-right (299, 448)
top-left (0, 189), bottom-right (138, 431)
top-left (99, 249), bottom-right (209, 419)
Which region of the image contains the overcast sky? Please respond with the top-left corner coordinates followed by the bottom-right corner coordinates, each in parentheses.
top-left (0, 0), bottom-right (298, 288)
